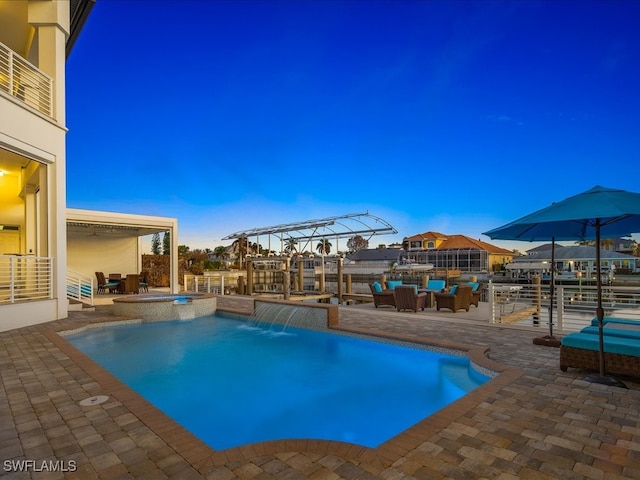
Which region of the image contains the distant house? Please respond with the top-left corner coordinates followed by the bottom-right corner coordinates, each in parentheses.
top-left (343, 247), bottom-right (404, 274)
top-left (402, 231), bottom-right (513, 273)
top-left (516, 245), bottom-right (638, 273)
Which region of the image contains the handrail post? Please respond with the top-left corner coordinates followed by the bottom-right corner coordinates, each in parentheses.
top-left (337, 256), bottom-right (343, 304)
top-left (8, 49), bottom-right (14, 97)
top-left (556, 285), bottom-right (564, 331)
top-left (9, 256), bottom-right (15, 303)
top-left (488, 281), bottom-right (496, 323)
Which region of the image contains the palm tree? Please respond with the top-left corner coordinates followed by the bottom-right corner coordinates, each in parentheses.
top-left (316, 239), bottom-right (332, 255)
top-left (576, 238), bottom-right (615, 250)
top-left (601, 238), bottom-right (614, 250)
top-left (284, 238), bottom-right (298, 255)
top-left (213, 246), bottom-right (227, 259)
top-left (231, 236), bottom-right (249, 268)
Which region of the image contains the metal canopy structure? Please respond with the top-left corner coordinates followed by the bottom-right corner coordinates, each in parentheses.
top-left (221, 212), bottom-right (397, 253)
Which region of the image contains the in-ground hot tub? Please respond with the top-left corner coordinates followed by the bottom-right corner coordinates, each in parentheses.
top-left (112, 293), bottom-right (216, 321)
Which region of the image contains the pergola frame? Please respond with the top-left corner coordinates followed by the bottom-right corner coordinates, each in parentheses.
top-left (221, 212), bottom-right (397, 255)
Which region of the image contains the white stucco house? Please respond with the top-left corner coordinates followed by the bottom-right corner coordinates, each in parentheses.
top-left (1, 0), bottom-right (178, 332)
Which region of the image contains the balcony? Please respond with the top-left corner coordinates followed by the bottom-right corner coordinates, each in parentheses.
top-left (0, 41), bottom-right (53, 118)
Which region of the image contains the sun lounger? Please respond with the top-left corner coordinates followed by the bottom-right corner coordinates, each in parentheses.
top-left (560, 319), bottom-right (640, 378)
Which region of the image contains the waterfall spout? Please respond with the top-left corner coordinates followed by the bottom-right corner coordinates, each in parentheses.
top-left (248, 302), bottom-right (329, 331)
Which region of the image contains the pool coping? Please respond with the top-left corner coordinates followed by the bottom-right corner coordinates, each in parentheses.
top-left (44, 306), bottom-right (524, 473)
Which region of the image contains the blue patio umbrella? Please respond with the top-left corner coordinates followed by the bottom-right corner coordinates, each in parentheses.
top-left (483, 185), bottom-right (640, 387)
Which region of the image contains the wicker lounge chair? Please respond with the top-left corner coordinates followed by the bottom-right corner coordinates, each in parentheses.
top-left (434, 284), bottom-right (472, 313)
top-left (368, 282), bottom-right (396, 308)
top-left (560, 326), bottom-right (640, 378)
top-left (394, 285), bottom-right (428, 313)
top-left (468, 282), bottom-right (482, 307)
top-left (559, 344), bottom-right (640, 378)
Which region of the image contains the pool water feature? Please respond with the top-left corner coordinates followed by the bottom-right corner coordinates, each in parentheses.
top-left (64, 314), bottom-right (490, 450)
top-left (249, 302), bottom-right (326, 330)
top-left (112, 293), bottom-right (216, 321)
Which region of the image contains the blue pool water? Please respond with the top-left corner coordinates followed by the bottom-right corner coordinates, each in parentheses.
top-left (66, 315), bottom-right (490, 450)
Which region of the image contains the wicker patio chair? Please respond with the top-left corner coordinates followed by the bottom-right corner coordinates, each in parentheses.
top-left (95, 271), bottom-right (120, 294)
top-left (470, 285), bottom-right (483, 307)
top-left (368, 283), bottom-right (396, 308)
top-left (394, 285), bottom-right (428, 313)
top-left (124, 274), bottom-right (140, 294)
top-left (434, 284), bottom-right (472, 313)
top-left (139, 271), bottom-right (149, 292)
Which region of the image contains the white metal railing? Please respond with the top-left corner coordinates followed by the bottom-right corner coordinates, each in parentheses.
top-left (0, 42), bottom-right (53, 118)
top-left (184, 274), bottom-right (227, 294)
top-left (0, 255), bottom-right (53, 304)
top-left (66, 268), bottom-right (94, 306)
top-left (488, 282), bottom-right (640, 332)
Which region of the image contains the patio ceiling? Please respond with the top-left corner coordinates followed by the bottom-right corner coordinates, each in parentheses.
top-left (67, 208), bottom-right (176, 239)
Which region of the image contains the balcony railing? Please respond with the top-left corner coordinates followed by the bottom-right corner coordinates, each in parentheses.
top-left (66, 268), bottom-right (94, 306)
top-left (488, 282), bottom-right (640, 331)
top-left (0, 42), bottom-right (53, 118)
top-left (0, 255), bottom-right (53, 304)
top-left (183, 273), bottom-right (243, 294)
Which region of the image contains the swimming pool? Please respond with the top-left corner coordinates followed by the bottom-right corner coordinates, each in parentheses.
top-left (65, 314), bottom-right (490, 450)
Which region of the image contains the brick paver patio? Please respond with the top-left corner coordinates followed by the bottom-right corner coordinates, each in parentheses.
top-left (1, 295), bottom-right (639, 479)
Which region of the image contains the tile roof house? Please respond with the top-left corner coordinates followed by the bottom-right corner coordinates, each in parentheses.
top-left (402, 231), bottom-right (513, 273)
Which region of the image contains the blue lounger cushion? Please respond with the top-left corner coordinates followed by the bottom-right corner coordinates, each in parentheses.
top-left (561, 332), bottom-right (640, 357)
top-left (468, 282), bottom-right (480, 291)
top-left (387, 280), bottom-right (403, 290)
top-left (371, 282), bottom-right (383, 292)
top-left (580, 325), bottom-right (640, 341)
top-left (427, 280), bottom-right (446, 291)
top-left (589, 317), bottom-right (640, 327)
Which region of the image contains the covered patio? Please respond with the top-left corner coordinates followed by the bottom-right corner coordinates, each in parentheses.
top-left (66, 209), bottom-right (180, 300)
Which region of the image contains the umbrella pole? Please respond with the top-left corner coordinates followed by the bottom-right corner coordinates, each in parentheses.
top-left (533, 238), bottom-right (560, 346)
top-left (596, 223), bottom-right (605, 377)
top-left (585, 220), bottom-right (627, 388)
top-left (549, 238), bottom-right (555, 338)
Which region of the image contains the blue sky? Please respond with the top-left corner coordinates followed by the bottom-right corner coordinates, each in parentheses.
top-left (66, 0), bottom-right (640, 252)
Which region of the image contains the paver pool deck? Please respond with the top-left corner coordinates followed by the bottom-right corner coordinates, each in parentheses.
top-left (1, 295), bottom-right (640, 479)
